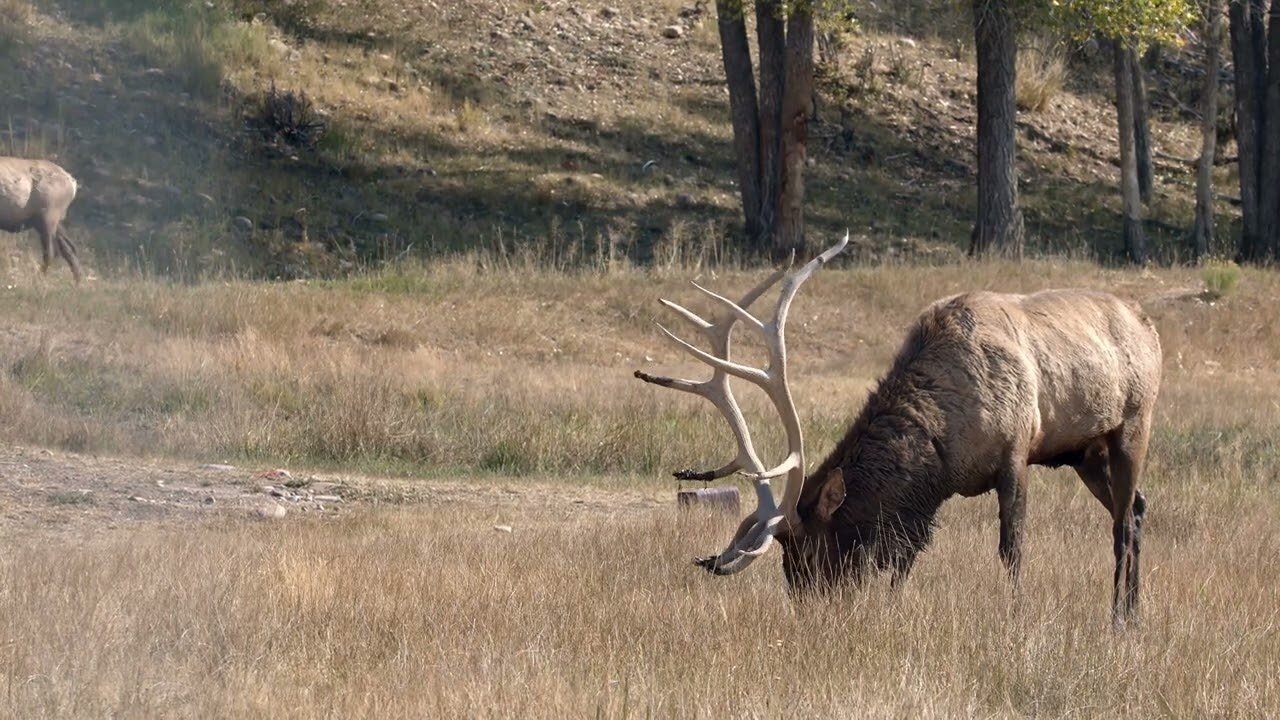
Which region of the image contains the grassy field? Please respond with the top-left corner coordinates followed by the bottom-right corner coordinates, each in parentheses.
top-left (1, 258), bottom-right (1277, 717)
top-left (1, 0), bottom-right (1275, 713)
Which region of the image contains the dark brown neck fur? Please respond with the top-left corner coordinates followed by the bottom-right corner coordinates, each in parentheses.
top-left (805, 307), bottom-right (976, 570)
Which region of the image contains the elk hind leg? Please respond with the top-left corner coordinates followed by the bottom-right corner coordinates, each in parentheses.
top-left (995, 459), bottom-right (1029, 585)
top-left (1106, 418), bottom-right (1151, 627)
top-left (55, 225), bottom-right (83, 283)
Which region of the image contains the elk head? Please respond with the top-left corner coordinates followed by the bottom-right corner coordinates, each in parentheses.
top-left (635, 234), bottom-right (848, 585)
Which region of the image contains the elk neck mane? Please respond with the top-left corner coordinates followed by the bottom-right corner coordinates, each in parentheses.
top-left (803, 299), bottom-right (982, 559)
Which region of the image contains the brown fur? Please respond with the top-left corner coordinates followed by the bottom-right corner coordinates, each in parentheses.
top-left (781, 289), bottom-right (1161, 625)
top-left (0, 157), bottom-right (83, 282)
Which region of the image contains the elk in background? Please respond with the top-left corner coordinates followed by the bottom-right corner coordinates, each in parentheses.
top-left (0, 157), bottom-right (83, 283)
top-left (636, 234), bottom-right (1162, 626)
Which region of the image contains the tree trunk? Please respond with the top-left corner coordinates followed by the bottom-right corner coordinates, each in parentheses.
top-left (1229, 0), bottom-right (1268, 261)
top-left (1114, 39), bottom-right (1147, 264)
top-left (1193, 1), bottom-right (1223, 261)
top-left (1130, 46), bottom-right (1154, 205)
top-left (776, 7), bottom-right (814, 260)
top-left (970, 0), bottom-right (1025, 258)
top-left (716, 1), bottom-right (764, 245)
top-left (755, 0), bottom-right (786, 251)
top-left (1261, 0), bottom-right (1280, 258)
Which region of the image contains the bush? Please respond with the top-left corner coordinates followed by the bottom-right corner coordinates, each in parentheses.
top-left (251, 84), bottom-right (327, 150)
top-left (1201, 259), bottom-right (1241, 300)
top-left (1016, 37), bottom-right (1067, 113)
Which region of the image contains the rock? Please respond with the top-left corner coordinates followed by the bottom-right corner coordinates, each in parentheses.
top-left (258, 468), bottom-right (292, 482)
top-left (232, 216), bottom-right (254, 233)
top-left (601, 6), bottom-right (620, 18)
top-left (368, 212), bottom-right (390, 223)
top-left (268, 38), bottom-right (291, 57)
top-left (494, 525), bottom-right (513, 533)
top-left (662, 25), bottom-right (683, 39)
top-left (256, 503), bottom-right (287, 520)
top-left (201, 463), bottom-right (236, 471)
top-left (314, 495), bottom-right (343, 503)
top-left (675, 192), bottom-right (696, 208)
top-left (202, 496), bottom-right (216, 505)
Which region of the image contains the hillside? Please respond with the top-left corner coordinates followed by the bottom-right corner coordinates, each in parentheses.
top-left (0, 0), bottom-right (1235, 278)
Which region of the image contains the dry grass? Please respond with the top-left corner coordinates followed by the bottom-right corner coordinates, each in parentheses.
top-left (0, 260), bottom-right (1278, 715)
top-left (1, 471), bottom-right (1276, 717)
top-left (1, 257), bottom-right (1277, 478)
top-left (1016, 37), bottom-right (1068, 114)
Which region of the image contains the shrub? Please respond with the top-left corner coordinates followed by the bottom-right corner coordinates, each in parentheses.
top-left (1201, 259), bottom-right (1240, 300)
top-left (1016, 37), bottom-right (1067, 113)
top-left (251, 83), bottom-right (327, 150)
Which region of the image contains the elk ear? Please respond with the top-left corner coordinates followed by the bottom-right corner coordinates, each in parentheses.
top-left (814, 468), bottom-right (845, 523)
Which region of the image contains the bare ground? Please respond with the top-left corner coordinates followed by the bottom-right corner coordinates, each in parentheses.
top-left (0, 446), bottom-right (664, 544)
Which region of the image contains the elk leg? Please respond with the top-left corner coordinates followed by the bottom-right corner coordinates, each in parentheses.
top-left (1105, 418), bottom-right (1150, 627)
top-left (36, 220), bottom-right (55, 274)
top-left (995, 459), bottom-right (1029, 584)
top-left (55, 226), bottom-right (83, 283)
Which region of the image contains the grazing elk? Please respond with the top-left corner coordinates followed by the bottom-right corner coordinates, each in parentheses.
top-left (0, 156), bottom-right (83, 283)
top-left (636, 235), bottom-right (1161, 626)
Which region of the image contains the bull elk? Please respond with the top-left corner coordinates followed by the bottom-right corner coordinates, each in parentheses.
top-left (636, 235), bottom-right (1161, 625)
top-left (0, 156), bottom-right (84, 283)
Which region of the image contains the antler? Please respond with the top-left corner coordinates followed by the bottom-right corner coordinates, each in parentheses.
top-left (636, 233), bottom-right (849, 574)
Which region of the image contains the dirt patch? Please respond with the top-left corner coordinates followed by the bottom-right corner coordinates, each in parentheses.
top-left (0, 445), bottom-right (666, 542)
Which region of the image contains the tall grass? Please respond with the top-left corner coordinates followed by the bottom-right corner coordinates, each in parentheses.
top-left (1, 259), bottom-right (1276, 480)
top-left (1, 468), bottom-right (1276, 717)
top-left (1016, 36), bottom-right (1068, 114)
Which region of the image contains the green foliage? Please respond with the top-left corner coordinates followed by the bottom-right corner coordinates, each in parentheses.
top-left (1201, 259), bottom-right (1241, 300)
top-left (1034, 0), bottom-right (1195, 45)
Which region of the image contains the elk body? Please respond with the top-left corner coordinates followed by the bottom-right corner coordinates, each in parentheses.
top-left (0, 157), bottom-right (83, 282)
top-left (637, 235), bottom-right (1162, 625)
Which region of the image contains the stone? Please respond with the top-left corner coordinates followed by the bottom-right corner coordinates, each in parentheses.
top-left (256, 503), bottom-right (287, 520)
top-left (662, 25), bottom-right (683, 39)
top-left (494, 525), bottom-right (514, 533)
top-left (601, 6), bottom-right (620, 18)
top-left (232, 216), bottom-right (254, 232)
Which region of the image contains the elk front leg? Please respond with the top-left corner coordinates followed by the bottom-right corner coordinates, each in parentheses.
top-left (995, 459), bottom-right (1029, 584)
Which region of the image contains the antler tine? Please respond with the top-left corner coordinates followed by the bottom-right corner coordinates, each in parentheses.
top-left (690, 282), bottom-right (766, 334)
top-left (654, 324), bottom-right (770, 386)
top-left (772, 231), bottom-right (850, 335)
top-left (657, 298), bottom-right (712, 331)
